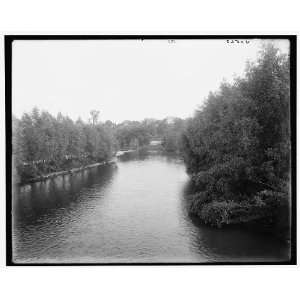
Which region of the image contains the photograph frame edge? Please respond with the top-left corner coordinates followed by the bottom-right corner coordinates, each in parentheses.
top-left (5, 34), bottom-right (297, 266)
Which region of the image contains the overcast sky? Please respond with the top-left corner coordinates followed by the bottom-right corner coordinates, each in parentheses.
top-left (12, 39), bottom-right (289, 123)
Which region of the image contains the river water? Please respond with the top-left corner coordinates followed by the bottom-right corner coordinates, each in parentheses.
top-left (12, 151), bottom-right (290, 263)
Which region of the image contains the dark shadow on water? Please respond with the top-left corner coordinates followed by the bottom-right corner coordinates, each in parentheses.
top-left (13, 164), bottom-right (117, 228)
top-left (13, 153), bottom-right (291, 263)
top-left (180, 180), bottom-right (291, 262)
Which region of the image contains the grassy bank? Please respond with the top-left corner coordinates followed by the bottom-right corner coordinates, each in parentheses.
top-left (15, 158), bottom-right (115, 186)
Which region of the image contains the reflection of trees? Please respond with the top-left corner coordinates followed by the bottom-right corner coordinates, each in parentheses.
top-left (13, 164), bottom-right (116, 227)
top-left (180, 180), bottom-right (289, 262)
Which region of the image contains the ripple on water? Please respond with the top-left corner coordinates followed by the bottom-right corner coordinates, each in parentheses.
top-left (12, 153), bottom-right (290, 263)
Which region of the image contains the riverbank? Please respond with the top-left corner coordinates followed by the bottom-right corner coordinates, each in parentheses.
top-left (18, 160), bottom-right (116, 186)
top-left (115, 149), bottom-right (136, 157)
top-left (19, 148), bottom-right (143, 185)
top-left (186, 191), bottom-right (290, 243)
top-left (13, 150), bottom-right (290, 263)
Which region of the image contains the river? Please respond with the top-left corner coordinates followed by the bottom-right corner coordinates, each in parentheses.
top-left (12, 150), bottom-right (290, 263)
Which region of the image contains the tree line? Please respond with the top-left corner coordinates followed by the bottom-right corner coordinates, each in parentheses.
top-left (181, 44), bottom-right (291, 238)
top-left (115, 117), bottom-right (186, 152)
top-left (12, 109), bottom-right (117, 183)
top-left (13, 109), bottom-right (186, 183)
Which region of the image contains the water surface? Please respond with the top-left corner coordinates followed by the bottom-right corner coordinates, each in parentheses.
top-left (12, 151), bottom-right (290, 263)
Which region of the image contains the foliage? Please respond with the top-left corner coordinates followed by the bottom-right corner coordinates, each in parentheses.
top-left (161, 117), bottom-right (186, 153)
top-left (182, 44), bottom-right (291, 234)
top-left (13, 110), bottom-right (116, 183)
top-left (115, 121), bottom-right (151, 149)
top-left (115, 117), bottom-right (186, 152)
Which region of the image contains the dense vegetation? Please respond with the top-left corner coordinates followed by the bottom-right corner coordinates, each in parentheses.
top-left (161, 118), bottom-right (186, 153)
top-left (12, 109), bottom-right (117, 183)
top-left (115, 120), bottom-right (151, 149)
top-left (181, 44), bottom-right (291, 237)
top-left (115, 117), bottom-right (186, 152)
top-left (13, 109), bottom-right (185, 183)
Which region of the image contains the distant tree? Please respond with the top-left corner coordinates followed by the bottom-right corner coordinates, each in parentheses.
top-left (90, 110), bottom-right (100, 126)
top-left (115, 121), bottom-right (151, 149)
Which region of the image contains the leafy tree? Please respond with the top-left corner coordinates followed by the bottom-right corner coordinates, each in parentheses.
top-left (182, 44), bottom-right (291, 236)
top-left (13, 109), bottom-right (116, 183)
top-left (89, 110), bottom-right (100, 126)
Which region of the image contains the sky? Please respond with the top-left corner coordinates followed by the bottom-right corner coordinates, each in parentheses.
top-left (12, 39), bottom-right (289, 123)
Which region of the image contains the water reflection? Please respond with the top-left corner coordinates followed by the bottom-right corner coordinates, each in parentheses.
top-left (12, 152), bottom-right (289, 263)
top-left (13, 165), bottom-right (117, 262)
top-left (14, 165), bottom-right (116, 225)
top-left (180, 181), bottom-right (290, 262)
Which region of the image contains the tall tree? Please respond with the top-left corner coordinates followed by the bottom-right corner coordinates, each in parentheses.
top-left (182, 44), bottom-right (290, 231)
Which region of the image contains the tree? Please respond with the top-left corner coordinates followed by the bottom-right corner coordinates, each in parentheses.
top-left (90, 110), bottom-right (100, 126)
top-left (13, 109), bottom-right (116, 183)
top-left (182, 44), bottom-right (290, 233)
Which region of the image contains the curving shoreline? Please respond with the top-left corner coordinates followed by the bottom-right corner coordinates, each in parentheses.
top-left (18, 160), bottom-right (116, 186)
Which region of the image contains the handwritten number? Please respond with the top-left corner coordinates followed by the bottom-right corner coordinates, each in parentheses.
top-left (227, 39), bottom-right (250, 44)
